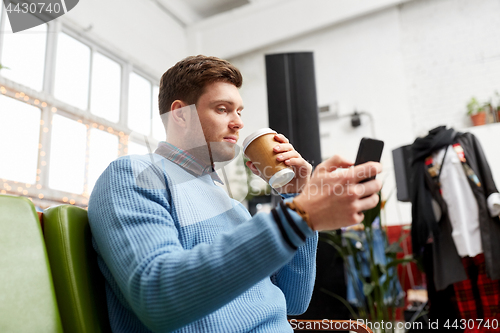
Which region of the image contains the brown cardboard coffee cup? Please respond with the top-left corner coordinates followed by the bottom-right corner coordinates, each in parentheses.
top-left (243, 128), bottom-right (295, 188)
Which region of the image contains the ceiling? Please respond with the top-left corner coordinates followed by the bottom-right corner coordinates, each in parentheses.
top-left (183, 0), bottom-right (251, 19)
top-left (155, 0), bottom-right (253, 26)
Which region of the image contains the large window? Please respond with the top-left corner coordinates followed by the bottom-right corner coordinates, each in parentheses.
top-left (90, 52), bottom-right (121, 122)
top-left (54, 33), bottom-right (91, 110)
top-left (152, 85), bottom-right (165, 141)
top-left (0, 14), bottom-right (47, 91)
top-left (0, 95), bottom-right (41, 184)
top-left (48, 115), bottom-right (87, 194)
top-left (0, 22), bottom-right (160, 207)
top-left (128, 73), bottom-right (152, 135)
top-left (87, 128), bottom-right (119, 193)
top-left (128, 141), bottom-right (149, 155)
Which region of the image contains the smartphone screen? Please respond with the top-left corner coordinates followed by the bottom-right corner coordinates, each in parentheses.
top-left (354, 137), bottom-right (384, 183)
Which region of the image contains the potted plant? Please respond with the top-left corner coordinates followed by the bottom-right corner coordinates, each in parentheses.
top-left (320, 192), bottom-right (414, 332)
top-left (495, 91), bottom-right (500, 123)
top-left (467, 97), bottom-right (487, 126)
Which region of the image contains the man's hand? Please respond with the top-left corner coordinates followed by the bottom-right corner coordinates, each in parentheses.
top-left (245, 134), bottom-right (312, 193)
top-left (293, 155), bottom-right (382, 231)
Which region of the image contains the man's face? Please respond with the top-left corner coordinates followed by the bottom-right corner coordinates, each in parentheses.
top-left (189, 81), bottom-right (244, 163)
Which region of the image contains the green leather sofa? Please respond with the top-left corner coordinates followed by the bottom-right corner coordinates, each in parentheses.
top-left (0, 194), bottom-right (111, 333)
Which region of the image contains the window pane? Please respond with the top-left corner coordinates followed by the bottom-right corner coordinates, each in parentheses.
top-left (54, 33), bottom-right (90, 110)
top-left (127, 141), bottom-right (149, 155)
top-left (48, 115), bottom-right (86, 194)
top-left (152, 85), bottom-right (165, 141)
top-left (87, 129), bottom-right (118, 192)
top-left (90, 52), bottom-right (121, 122)
top-left (0, 95), bottom-right (41, 184)
top-left (0, 1), bottom-right (3, 31)
top-left (128, 73), bottom-right (151, 135)
top-left (0, 14), bottom-right (47, 91)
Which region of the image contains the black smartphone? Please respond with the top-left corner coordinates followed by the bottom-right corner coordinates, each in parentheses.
top-left (354, 137), bottom-right (384, 183)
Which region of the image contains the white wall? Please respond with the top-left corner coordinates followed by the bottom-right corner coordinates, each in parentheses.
top-left (228, 0), bottom-right (500, 225)
top-left (400, 0), bottom-right (500, 135)
top-left (63, 0), bottom-right (188, 78)
top-left (57, 0), bottom-right (500, 225)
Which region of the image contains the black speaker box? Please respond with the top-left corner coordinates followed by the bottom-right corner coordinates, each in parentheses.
top-left (392, 145), bottom-right (413, 202)
top-left (265, 52), bottom-right (322, 167)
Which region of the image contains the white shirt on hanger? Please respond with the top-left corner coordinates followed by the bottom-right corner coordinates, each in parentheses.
top-left (433, 145), bottom-right (482, 258)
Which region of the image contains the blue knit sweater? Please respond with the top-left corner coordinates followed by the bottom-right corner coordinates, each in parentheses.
top-left (88, 153), bottom-right (318, 332)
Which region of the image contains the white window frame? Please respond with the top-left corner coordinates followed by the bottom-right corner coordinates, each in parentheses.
top-left (0, 18), bottom-right (161, 208)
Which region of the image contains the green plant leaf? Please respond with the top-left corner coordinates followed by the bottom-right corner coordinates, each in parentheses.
top-left (342, 231), bottom-right (363, 244)
top-left (385, 255), bottom-right (415, 270)
top-left (385, 242), bottom-right (403, 254)
top-left (377, 263), bottom-right (387, 276)
top-left (385, 232), bottom-right (410, 255)
top-left (362, 191), bottom-right (381, 229)
top-left (467, 97), bottom-right (482, 116)
top-left (363, 282), bottom-right (375, 296)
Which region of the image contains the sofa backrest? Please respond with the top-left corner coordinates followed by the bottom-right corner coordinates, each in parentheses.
top-left (43, 204), bottom-right (111, 333)
top-left (0, 194), bottom-right (63, 333)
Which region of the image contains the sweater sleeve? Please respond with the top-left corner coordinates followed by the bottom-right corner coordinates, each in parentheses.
top-left (88, 156), bottom-right (314, 332)
top-left (269, 196), bottom-right (318, 315)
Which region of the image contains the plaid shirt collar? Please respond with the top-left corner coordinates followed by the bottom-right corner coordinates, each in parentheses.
top-left (154, 141), bottom-right (223, 184)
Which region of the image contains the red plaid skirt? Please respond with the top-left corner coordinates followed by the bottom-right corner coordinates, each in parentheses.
top-left (453, 253), bottom-right (500, 332)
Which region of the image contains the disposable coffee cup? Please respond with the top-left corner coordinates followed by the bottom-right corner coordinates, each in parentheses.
top-left (243, 128), bottom-right (295, 188)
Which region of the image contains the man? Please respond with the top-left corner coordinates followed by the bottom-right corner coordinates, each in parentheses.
top-left (88, 55), bottom-right (382, 332)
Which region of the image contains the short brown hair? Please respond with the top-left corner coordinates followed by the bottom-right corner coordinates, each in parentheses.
top-left (158, 55), bottom-right (243, 115)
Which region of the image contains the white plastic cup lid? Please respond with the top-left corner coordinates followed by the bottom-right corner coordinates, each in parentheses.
top-left (242, 128), bottom-right (277, 154)
top-left (269, 168), bottom-right (295, 188)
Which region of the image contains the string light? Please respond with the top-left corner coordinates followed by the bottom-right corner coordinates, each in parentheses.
top-left (1, 87), bottom-right (133, 208)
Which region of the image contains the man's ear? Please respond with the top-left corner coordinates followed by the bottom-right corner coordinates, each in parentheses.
top-left (170, 100), bottom-right (189, 127)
